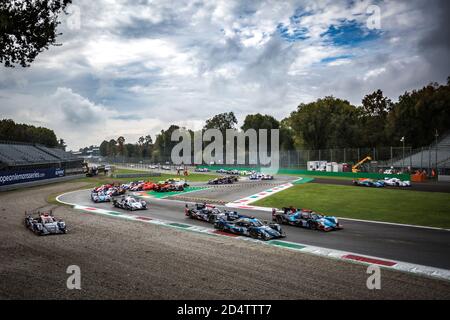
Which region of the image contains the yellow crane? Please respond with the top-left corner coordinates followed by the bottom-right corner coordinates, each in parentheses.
top-left (352, 156), bottom-right (372, 173)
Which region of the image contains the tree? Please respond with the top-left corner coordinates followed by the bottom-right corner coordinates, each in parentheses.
top-left (359, 90), bottom-right (393, 147)
top-left (287, 97), bottom-right (359, 149)
top-left (117, 136), bottom-right (125, 156)
top-left (387, 80), bottom-right (450, 148)
top-left (0, 0), bottom-right (72, 67)
top-left (108, 139), bottom-right (117, 156)
top-left (204, 112), bottom-right (237, 132)
top-left (0, 118), bottom-right (58, 147)
top-left (99, 140), bottom-right (109, 157)
top-left (153, 125), bottom-right (180, 161)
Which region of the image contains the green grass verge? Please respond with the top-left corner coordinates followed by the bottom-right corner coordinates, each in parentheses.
top-left (283, 173), bottom-right (354, 181)
top-left (253, 183), bottom-right (450, 228)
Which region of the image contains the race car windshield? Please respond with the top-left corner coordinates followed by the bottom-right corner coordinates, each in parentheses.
top-left (251, 220), bottom-right (264, 227)
top-left (42, 217), bottom-right (54, 223)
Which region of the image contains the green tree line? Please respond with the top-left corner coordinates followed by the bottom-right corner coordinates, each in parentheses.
top-left (96, 77), bottom-right (450, 161)
top-left (0, 119), bottom-right (60, 147)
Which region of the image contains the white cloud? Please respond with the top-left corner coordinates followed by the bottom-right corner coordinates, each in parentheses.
top-left (0, 0), bottom-right (448, 150)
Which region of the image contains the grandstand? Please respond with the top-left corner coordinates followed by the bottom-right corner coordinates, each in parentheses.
top-left (391, 133), bottom-right (450, 171)
top-left (0, 141), bottom-right (84, 187)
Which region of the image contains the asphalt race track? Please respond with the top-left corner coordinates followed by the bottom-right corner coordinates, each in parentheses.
top-left (2, 181), bottom-right (450, 299)
top-left (60, 180), bottom-right (450, 270)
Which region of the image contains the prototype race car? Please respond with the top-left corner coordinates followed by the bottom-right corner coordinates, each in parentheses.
top-left (91, 191), bottom-right (112, 203)
top-left (272, 207), bottom-right (342, 232)
top-left (216, 169), bottom-right (239, 175)
top-left (383, 178), bottom-right (411, 187)
top-left (249, 172), bottom-right (274, 180)
top-left (153, 182), bottom-right (184, 192)
top-left (352, 178), bottom-right (384, 188)
top-left (25, 211), bottom-right (67, 235)
top-left (214, 216), bottom-right (286, 240)
top-left (185, 203), bottom-right (242, 223)
top-left (113, 196), bottom-right (147, 211)
top-left (207, 176), bottom-right (239, 185)
top-left (165, 178), bottom-right (189, 188)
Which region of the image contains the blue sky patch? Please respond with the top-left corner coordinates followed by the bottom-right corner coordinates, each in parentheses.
top-left (320, 54), bottom-right (353, 64)
top-left (321, 19), bottom-right (382, 47)
top-left (277, 23), bottom-right (309, 42)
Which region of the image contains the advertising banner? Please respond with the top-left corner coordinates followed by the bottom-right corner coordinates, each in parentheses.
top-left (0, 168), bottom-right (65, 186)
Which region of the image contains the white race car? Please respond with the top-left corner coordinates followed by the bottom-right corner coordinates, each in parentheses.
top-left (113, 196), bottom-right (148, 211)
top-left (384, 178), bottom-right (411, 187)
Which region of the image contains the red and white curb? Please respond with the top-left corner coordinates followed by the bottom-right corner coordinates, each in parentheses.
top-left (56, 193), bottom-right (450, 282)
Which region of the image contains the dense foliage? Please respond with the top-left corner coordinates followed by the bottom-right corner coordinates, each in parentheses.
top-left (0, 0), bottom-right (72, 67)
top-left (0, 119), bottom-right (58, 147)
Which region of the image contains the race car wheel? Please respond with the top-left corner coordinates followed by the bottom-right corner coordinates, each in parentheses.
top-left (307, 221), bottom-right (316, 230)
top-left (208, 215), bottom-right (216, 223)
top-left (276, 216), bottom-right (283, 224)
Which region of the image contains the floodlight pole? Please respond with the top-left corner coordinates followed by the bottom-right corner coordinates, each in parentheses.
top-left (402, 138), bottom-right (405, 172)
top-left (435, 129), bottom-right (439, 175)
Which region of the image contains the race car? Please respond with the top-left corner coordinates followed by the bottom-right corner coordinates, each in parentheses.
top-left (142, 181), bottom-right (158, 191)
top-left (91, 191), bottom-right (112, 203)
top-left (25, 211), bottom-right (67, 236)
top-left (249, 172), bottom-right (274, 180)
top-left (184, 203), bottom-right (242, 223)
top-left (214, 216), bottom-right (286, 241)
top-left (165, 178), bottom-right (189, 188)
top-left (109, 186), bottom-right (126, 196)
top-left (383, 178), bottom-right (411, 187)
top-left (216, 169), bottom-right (239, 175)
top-left (352, 178), bottom-right (384, 188)
top-left (153, 182), bottom-right (184, 192)
top-left (113, 196), bottom-right (147, 211)
top-left (272, 207), bottom-right (342, 232)
top-left (207, 176), bottom-right (239, 185)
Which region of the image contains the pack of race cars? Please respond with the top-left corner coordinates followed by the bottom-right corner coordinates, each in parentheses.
top-left (184, 202), bottom-right (342, 240)
top-left (352, 177), bottom-right (411, 188)
top-left (90, 179), bottom-right (189, 204)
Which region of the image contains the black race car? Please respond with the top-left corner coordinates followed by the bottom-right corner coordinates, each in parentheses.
top-left (184, 203), bottom-right (241, 223)
top-left (214, 216), bottom-right (286, 241)
top-left (207, 176), bottom-right (239, 185)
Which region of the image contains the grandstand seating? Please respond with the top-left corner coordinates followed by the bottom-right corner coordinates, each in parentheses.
top-left (0, 142), bottom-right (81, 167)
top-left (35, 145), bottom-right (80, 161)
top-left (392, 133), bottom-right (450, 169)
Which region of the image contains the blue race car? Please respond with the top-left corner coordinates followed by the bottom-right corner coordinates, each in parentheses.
top-left (352, 179), bottom-right (385, 188)
top-left (91, 191), bottom-right (112, 203)
top-left (214, 216), bottom-right (286, 240)
top-left (272, 208), bottom-right (342, 232)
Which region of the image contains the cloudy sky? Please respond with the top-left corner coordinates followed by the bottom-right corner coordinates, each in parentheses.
top-left (0, 0), bottom-right (449, 150)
